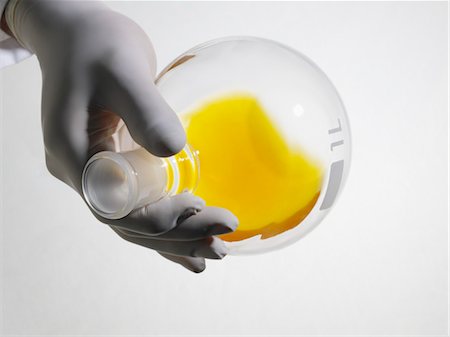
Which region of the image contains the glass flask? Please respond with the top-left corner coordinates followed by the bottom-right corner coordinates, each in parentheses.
top-left (82, 36), bottom-right (351, 255)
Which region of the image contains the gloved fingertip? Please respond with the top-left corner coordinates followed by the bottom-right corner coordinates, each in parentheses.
top-left (228, 213), bottom-right (239, 231)
top-left (195, 237), bottom-right (228, 259)
top-left (144, 128), bottom-right (186, 158)
top-left (190, 261), bottom-right (206, 273)
top-left (207, 207), bottom-right (239, 231)
top-left (211, 238), bottom-right (228, 259)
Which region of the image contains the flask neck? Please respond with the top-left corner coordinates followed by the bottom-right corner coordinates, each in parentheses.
top-left (82, 145), bottom-right (199, 220)
top-left (163, 145), bottom-right (200, 196)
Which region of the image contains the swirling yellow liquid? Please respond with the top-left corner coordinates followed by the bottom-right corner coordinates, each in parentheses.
top-left (183, 94), bottom-right (323, 242)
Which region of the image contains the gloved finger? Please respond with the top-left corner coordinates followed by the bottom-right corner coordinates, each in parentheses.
top-left (158, 252), bottom-right (206, 273)
top-left (95, 56), bottom-right (186, 157)
top-left (115, 206), bottom-right (237, 240)
top-left (107, 192), bottom-right (205, 236)
top-left (113, 226), bottom-right (228, 259)
top-left (155, 206), bottom-right (238, 241)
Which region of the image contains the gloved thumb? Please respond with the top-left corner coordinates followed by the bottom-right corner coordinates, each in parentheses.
top-left (96, 61), bottom-right (186, 157)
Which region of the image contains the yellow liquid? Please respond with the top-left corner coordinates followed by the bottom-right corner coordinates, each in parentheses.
top-left (183, 94), bottom-right (323, 242)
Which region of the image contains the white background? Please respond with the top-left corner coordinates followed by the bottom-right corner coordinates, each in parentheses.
top-left (0, 1), bottom-right (448, 336)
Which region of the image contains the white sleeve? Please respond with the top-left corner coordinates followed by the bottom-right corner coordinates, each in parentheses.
top-left (0, 0), bottom-right (33, 69)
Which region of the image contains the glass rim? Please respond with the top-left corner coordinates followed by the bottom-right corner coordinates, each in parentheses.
top-left (82, 151), bottom-right (139, 220)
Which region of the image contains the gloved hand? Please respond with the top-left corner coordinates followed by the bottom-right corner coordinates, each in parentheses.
top-left (4, 0), bottom-right (238, 272)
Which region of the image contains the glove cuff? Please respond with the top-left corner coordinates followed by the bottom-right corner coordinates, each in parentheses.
top-left (4, 0), bottom-right (28, 49)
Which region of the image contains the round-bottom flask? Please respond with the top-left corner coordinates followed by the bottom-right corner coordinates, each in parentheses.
top-left (82, 36), bottom-right (351, 256)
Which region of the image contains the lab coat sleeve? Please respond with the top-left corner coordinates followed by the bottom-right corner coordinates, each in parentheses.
top-left (0, 0), bottom-right (33, 69)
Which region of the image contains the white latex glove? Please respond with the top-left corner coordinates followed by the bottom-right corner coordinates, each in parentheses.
top-left (3, 0), bottom-right (238, 273)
